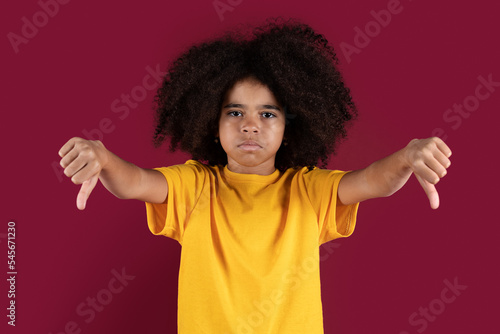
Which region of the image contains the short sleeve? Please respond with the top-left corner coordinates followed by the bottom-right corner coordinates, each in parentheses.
top-left (303, 168), bottom-right (360, 245)
top-left (144, 160), bottom-right (207, 245)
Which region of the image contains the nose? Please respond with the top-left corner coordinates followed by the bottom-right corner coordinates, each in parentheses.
top-left (241, 115), bottom-right (259, 134)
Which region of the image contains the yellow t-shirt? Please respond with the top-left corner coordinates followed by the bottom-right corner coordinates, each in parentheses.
top-left (145, 159), bottom-right (359, 333)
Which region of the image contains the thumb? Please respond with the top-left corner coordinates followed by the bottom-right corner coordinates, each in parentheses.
top-left (76, 174), bottom-right (99, 210)
top-left (415, 174), bottom-right (440, 209)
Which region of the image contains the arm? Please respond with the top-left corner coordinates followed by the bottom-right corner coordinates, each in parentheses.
top-left (58, 137), bottom-right (168, 210)
top-left (338, 137), bottom-right (452, 209)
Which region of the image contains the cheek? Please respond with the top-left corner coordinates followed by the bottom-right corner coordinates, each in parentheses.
top-left (271, 122), bottom-right (285, 137)
top-left (218, 122), bottom-right (230, 135)
top-left (218, 118), bottom-right (228, 132)
top-left (218, 123), bottom-right (235, 146)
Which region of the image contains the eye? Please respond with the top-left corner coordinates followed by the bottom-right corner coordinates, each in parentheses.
top-left (227, 111), bottom-right (242, 117)
top-left (262, 112), bottom-right (277, 118)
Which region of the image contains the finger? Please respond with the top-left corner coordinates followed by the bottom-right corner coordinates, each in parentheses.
top-left (424, 155), bottom-right (448, 181)
top-left (412, 160), bottom-right (441, 185)
top-left (65, 153), bottom-right (100, 184)
top-left (71, 162), bottom-right (97, 186)
top-left (415, 174), bottom-right (440, 209)
top-left (58, 137), bottom-right (82, 158)
top-left (76, 174), bottom-right (99, 210)
top-left (64, 154), bottom-right (89, 183)
top-left (432, 137), bottom-right (452, 158)
top-left (433, 149), bottom-right (451, 172)
top-left (59, 145), bottom-right (80, 170)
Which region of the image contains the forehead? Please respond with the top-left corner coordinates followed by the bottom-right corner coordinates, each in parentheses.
top-left (223, 78), bottom-right (279, 103)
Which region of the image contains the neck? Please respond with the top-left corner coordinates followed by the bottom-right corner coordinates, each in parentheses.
top-left (226, 158), bottom-right (277, 175)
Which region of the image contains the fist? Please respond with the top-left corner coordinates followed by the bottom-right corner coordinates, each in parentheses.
top-left (404, 137), bottom-right (452, 209)
top-left (58, 137), bottom-right (109, 210)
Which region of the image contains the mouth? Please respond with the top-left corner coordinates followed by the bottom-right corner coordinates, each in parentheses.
top-left (238, 140), bottom-right (262, 151)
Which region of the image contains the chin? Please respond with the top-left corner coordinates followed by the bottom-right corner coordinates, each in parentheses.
top-left (236, 154), bottom-right (276, 166)
top-left (237, 158), bottom-right (264, 167)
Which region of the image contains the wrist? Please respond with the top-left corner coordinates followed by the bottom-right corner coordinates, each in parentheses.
top-left (401, 139), bottom-right (419, 171)
top-left (95, 140), bottom-right (110, 171)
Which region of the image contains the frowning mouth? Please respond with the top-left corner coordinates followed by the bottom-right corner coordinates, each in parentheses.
top-left (238, 140), bottom-right (262, 151)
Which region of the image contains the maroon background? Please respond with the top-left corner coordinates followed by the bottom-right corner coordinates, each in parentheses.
top-left (1, 0), bottom-right (499, 333)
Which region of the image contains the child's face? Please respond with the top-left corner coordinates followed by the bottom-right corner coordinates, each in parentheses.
top-left (217, 77), bottom-right (286, 174)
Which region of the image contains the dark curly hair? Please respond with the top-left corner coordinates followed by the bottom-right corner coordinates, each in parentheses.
top-left (151, 16), bottom-right (358, 172)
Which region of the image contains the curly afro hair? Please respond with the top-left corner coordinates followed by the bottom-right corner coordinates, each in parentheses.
top-left (152, 16), bottom-right (358, 172)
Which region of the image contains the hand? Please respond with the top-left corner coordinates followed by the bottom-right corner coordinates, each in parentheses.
top-left (403, 137), bottom-right (452, 209)
top-left (58, 137), bottom-right (109, 210)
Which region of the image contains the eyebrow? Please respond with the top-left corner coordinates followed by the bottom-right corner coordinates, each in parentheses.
top-left (222, 103), bottom-right (282, 112)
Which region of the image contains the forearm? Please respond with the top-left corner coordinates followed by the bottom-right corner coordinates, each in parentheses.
top-left (338, 146), bottom-right (412, 205)
top-left (98, 149), bottom-right (146, 200)
top-left (362, 147), bottom-right (413, 198)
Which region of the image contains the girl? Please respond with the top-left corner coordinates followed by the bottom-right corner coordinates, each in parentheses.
top-left (58, 17), bottom-right (451, 334)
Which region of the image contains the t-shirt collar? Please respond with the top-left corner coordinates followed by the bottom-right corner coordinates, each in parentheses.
top-left (222, 164), bottom-right (281, 183)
